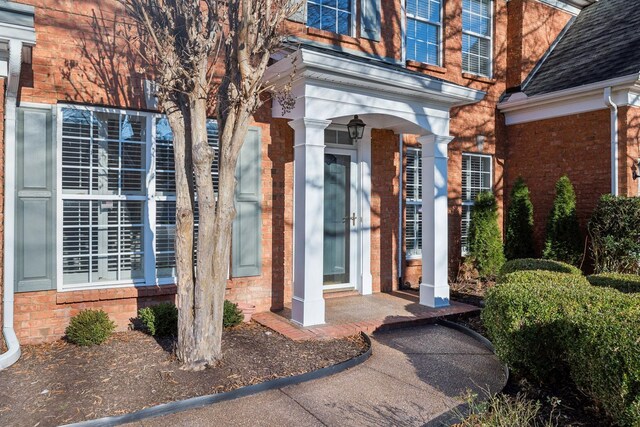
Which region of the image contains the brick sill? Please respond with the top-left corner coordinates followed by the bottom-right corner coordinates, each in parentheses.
top-left (462, 72), bottom-right (497, 84)
top-left (406, 258), bottom-right (423, 267)
top-left (56, 284), bottom-right (177, 304)
top-left (306, 27), bottom-right (360, 46)
top-left (406, 60), bottom-right (447, 74)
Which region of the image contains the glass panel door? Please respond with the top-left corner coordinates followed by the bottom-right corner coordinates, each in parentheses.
top-left (323, 153), bottom-right (353, 286)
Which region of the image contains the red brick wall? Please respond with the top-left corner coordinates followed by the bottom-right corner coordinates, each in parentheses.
top-left (504, 109), bottom-right (612, 254)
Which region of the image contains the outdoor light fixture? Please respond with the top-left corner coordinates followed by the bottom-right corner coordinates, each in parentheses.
top-left (476, 134), bottom-right (486, 152)
top-left (633, 159), bottom-right (640, 181)
top-left (347, 115), bottom-right (366, 141)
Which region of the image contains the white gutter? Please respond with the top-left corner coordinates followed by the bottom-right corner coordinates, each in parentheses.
top-left (604, 87), bottom-right (619, 196)
top-left (0, 39), bottom-right (23, 370)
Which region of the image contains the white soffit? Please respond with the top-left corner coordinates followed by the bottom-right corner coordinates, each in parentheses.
top-left (499, 73), bottom-right (640, 125)
top-left (537, 0), bottom-right (598, 15)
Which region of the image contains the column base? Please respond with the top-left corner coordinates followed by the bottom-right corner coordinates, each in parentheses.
top-left (419, 283), bottom-right (450, 308)
top-left (291, 296), bottom-right (326, 327)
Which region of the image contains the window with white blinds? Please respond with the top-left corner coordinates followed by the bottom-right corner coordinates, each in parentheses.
top-left (405, 148), bottom-right (422, 259)
top-left (461, 153), bottom-right (492, 255)
top-left (462, 0), bottom-right (493, 76)
top-left (406, 0), bottom-right (442, 65)
top-left (60, 107), bottom-right (219, 289)
top-left (307, 0), bottom-right (352, 35)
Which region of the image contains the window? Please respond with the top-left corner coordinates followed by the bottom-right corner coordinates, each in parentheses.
top-left (60, 107), bottom-right (218, 289)
top-left (461, 153), bottom-right (492, 254)
top-left (405, 148), bottom-right (422, 259)
top-left (324, 128), bottom-right (353, 146)
top-left (307, 0), bottom-right (352, 35)
top-left (406, 0), bottom-right (441, 65)
top-left (462, 0), bottom-right (492, 76)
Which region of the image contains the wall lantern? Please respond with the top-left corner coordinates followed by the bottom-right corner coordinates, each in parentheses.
top-left (476, 134), bottom-right (486, 152)
top-left (347, 115), bottom-right (366, 141)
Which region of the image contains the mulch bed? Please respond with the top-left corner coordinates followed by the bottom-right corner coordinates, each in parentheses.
top-left (450, 287), bottom-right (610, 426)
top-left (0, 323), bottom-right (368, 427)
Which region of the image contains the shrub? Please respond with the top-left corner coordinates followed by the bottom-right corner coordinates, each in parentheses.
top-left (467, 191), bottom-right (505, 279)
top-left (65, 309), bottom-right (116, 346)
top-left (223, 300), bottom-right (244, 328)
top-left (588, 195), bottom-right (640, 274)
top-left (483, 270), bottom-right (640, 426)
top-left (498, 258), bottom-right (581, 283)
top-left (542, 176), bottom-right (583, 266)
top-left (505, 177), bottom-right (535, 260)
top-left (587, 273), bottom-right (640, 294)
top-left (138, 302), bottom-right (178, 337)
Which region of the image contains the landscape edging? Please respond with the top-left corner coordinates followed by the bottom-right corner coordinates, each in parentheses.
top-left (62, 333), bottom-right (373, 427)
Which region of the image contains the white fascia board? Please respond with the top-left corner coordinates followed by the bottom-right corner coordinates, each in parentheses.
top-left (265, 48), bottom-right (486, 108)
top-left (536, 0), bottom-right (582, 15)
top-left (0, 23), bottom-right (36, 45)
top-left (499, 73), bottom-right (640, 125)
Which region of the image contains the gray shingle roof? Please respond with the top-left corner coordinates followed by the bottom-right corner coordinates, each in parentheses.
top-left (523, 0), bottom-right (640, 96)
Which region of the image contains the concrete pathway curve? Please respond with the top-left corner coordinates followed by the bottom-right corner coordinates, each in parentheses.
top-left (128, 324), bottom-right (506, 427)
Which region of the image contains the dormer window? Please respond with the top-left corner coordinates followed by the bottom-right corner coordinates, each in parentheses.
top-left (406, 0), bottom-right (442, 65)
top-left (307, 0), bottom-right (353, 36)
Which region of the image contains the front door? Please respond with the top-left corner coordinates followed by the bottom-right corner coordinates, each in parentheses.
top-left (323, 150), bottom-right (358, 290)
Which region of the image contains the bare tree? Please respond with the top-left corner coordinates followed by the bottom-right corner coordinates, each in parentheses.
top-left (120, 0), bottom-right (298, 370)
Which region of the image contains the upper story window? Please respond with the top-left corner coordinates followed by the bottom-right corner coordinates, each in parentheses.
top-left (406, 0), bottom-right (442, 65)
top-left (307, 0), bottom-right (353, 36)
top-left (461, 153), bottom-right (492, 255)
top-left (462, 0), bottom-right (493, 77)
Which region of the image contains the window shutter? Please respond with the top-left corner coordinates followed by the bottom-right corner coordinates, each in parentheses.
top-left (361, 0), bottom-right (382, 41)
top-left (232, 128), bottom-right (262, 277)
top-left (15, 107), bottom-right (57, 292)
top-left (288, 0), bottom-right (306, 23)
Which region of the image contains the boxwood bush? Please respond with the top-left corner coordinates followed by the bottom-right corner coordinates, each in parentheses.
top-left (498, 258), bottom-right (582, 283)
top-left (587, 273), bottom-right (640, 294)
top-left (467, 191), bottom-right (505, 279)
top-left (138, 302), bottom-right (178, 337)
top-left (65, 309), bottom-right (116, 346)
top-left (589, 195), bottom-right (640, 274)
top-left (223, 300), bottom-right (244, 328)
top-left (483, 270), bottom-right (640, 426)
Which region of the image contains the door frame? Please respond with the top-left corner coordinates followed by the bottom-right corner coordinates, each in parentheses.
top-left (323, 146), bottom-right (360, 291)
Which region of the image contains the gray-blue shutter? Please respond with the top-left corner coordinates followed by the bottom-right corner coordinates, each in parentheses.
top-left (288, 0), bottom-right (306, 23)
top-left (15, 106), bottom-right (56, 292)
top-left (361, 0), bottom-right (382, 41)
top-left (232, 128), bottom-right (262, 277)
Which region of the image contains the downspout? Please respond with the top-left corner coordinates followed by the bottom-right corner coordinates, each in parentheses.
top-left (398, 134), bottom-right (404, 287)
top-left (604, 87), bottom-right (619, 196)
top-left (0, 39), bottom-right (23, 369)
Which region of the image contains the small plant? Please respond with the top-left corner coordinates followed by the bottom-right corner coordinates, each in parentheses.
top-left (65, 309), bottom-right (116, 346)
top-left (467, 191), bottom-right (505, 279)
top-left (223, 300), bottom-right (244, 328)
top-left (542, 176), bottom-right (582, 266)
top-left (455, 389), bottom-right (560, 427)
top-left (505, 177), bottom-right (535, 260)
top-left (138, 302), bottom-right (178, 337)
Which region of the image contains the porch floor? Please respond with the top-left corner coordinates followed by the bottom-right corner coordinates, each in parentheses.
top-left (253, 291), bottom-right (480, 341)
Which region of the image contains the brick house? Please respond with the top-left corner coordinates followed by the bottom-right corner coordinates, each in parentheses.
top-left (0, 0), bottom-right (637, 365)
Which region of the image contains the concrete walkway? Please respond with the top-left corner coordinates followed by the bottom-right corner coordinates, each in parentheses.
top-left (126, 324), bottom-right (506, 427)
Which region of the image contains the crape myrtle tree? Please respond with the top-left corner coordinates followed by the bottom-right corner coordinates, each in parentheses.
top-left (120, 0), bottom-right (300, 370)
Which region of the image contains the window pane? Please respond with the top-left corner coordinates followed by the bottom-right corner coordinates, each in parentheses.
top-left (307, 0), bottom-right (351, 35)
top-left (462, 0), bottom-right (492, 76)
top-left (406, 0), bottom-right (441, 65)
top-left (405, 148), bottom-right (423, 259)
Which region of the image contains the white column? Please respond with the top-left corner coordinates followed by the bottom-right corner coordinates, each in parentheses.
top-left (419, 134), bottom-right (454, 308)
top-left (359, 127), bottom-right (373, 295)
top-left (289, 118), bottom-right (331, 326)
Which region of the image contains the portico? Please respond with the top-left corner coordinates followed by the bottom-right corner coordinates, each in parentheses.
top-left (265, 46), bottom-right (485, 326)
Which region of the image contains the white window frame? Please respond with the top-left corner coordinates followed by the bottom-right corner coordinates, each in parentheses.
top-left (56, 105), bottom-right (218, 292)
top-left (405, 147), bottom-right (422, 260)
top-left (306, 0), bottom-right (356, 37)
top-left (461, 0), bottom-right (494, 78)
top-left (461, 152), bottom-right (493, 256)
top-left (405, 0), bottom-right (443, 66)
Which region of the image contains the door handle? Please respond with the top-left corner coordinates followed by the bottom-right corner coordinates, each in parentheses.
top-left (343, 213), bottom-right (358, 226)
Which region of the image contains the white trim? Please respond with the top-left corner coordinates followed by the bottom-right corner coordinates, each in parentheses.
top-left (499, 73), bottom-right (640, 125)
top-left (536, 0), bottom-right (582, 15)
top-left (0, 38), bottom-right (23, 370)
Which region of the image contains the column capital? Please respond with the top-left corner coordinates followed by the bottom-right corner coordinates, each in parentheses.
top-left (419, 134), bottom-right (454, 159)
top-left (288, 117), bottom-right (332, 133)
top-left (417, 134), bottom-right (455, 146)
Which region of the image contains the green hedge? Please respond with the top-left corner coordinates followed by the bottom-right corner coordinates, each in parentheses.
top-left (505, 177), bottom-right (535, 260)
top-left (498, 258), bottom-right (582, 283)
top-left (587, 273), bottom-right (640, 294)
top-left (543, 176), bottom-right (583, 266)
top-left (483, 271), bottom-right (640, 426)
top-left (589, 195), bottom-right (640, 274)
top-left (138, 302), bottom-right (178, 337)
top-left (467, 191), bottom-right (505, 279)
